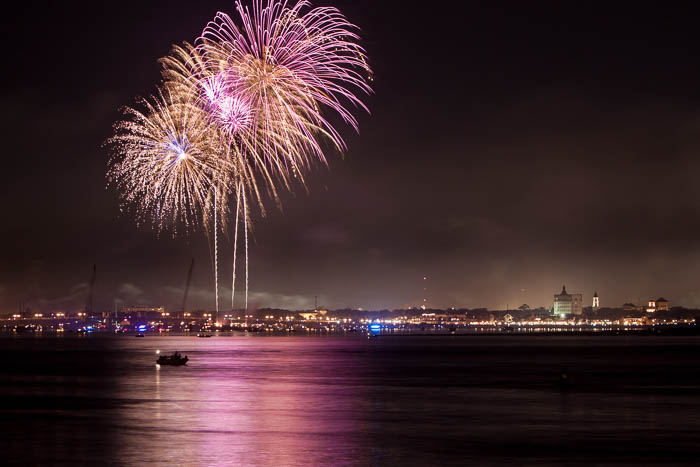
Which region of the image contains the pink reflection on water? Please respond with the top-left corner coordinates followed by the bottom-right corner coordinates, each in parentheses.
top-left (115, 336), bottom-right (369, 465)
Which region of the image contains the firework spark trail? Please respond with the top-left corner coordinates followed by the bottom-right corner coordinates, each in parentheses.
top-left (243, 187), bottom-right (249, 311)
top-left (232, 182), bottom-right (241, 310)
top-left (214, 191), bottom-right (219, 317)
top-left (229, 182), bottom-right (249, 311)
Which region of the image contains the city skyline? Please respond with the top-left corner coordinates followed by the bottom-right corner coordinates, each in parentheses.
top-left (1, 273), bottom-right (682, 314)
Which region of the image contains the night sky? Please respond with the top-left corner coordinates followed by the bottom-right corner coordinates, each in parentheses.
top-left (3, 1), bottom-right (700, 313)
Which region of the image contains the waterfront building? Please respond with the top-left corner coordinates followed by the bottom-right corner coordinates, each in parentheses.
top-left (553, 285), bottom-right (583, 317)
top-left (647, 297), bottom-right (669, 312)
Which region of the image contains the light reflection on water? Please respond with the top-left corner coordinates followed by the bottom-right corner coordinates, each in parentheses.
top-left (117, 338), bottom-right (369, 466)
top-left (1, 335), bottom-right (700, 465)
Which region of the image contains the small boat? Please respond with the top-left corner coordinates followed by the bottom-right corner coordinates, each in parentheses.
top-left (135, 333), bottom-right (145, 338)
top-left (196, 333), bottom-right (212, 338)
top-left (157, 352), bottom-right (188, 366)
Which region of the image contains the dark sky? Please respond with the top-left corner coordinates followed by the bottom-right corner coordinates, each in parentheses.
top-left (3, 0), bottom-right (700, 313)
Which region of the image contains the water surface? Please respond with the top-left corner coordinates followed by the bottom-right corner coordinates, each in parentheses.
top-left (1, 335), bottom-right (699, 465)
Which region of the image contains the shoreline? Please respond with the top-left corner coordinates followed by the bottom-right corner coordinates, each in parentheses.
top-left (1, 324), bottom-right (698, 338)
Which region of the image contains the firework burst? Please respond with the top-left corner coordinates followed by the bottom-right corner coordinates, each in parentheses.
top-left (107, 88), bottom-right (232, 236)
top-left (108, 0), bottom-right (371, 312)
top-left (198, 0), bottom-right (373, 186)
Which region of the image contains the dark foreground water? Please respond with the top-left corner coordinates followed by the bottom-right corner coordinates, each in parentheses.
top-left (1, 335), bottom-right (699, 466)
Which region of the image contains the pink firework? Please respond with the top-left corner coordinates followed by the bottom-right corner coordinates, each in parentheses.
top-left (198, 0), bottom-right (373, 181)
top-left (217, 95), bottom-right (253, 134)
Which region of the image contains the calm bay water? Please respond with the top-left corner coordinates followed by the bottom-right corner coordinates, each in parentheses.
top-left (1, 335), bottom-right (699, 465)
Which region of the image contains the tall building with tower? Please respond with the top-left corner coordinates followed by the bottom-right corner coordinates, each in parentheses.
top-left (646, 297), bottom-right (669, 312)
top-left (553, 285), bottom-right (583, 317)
top-left (592, 291), bottom-right (600, 309)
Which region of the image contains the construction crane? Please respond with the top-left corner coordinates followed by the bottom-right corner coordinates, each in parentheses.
top-left (86, 264), bottom-right (96, 315)
top-left (182, 258), bottom-right (194, 314)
